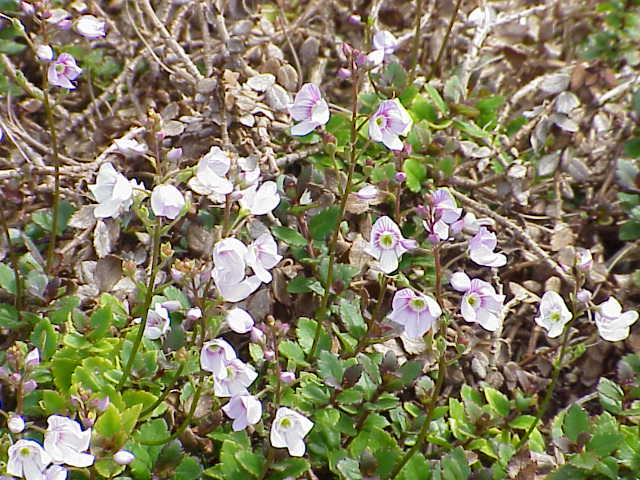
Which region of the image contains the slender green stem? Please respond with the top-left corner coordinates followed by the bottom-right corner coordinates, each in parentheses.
top-left (117, 219), bottom-right (163, 390)
top-left (308, 63), bottom-right (361, 360)
top-left (407, 0), bottom-right (425, 84)
top-left (389, 245), bottom-right (446, 479)
top-left (140, 363), bottom-right (185, 417)
top-left (426, 0), bottom-right (463, 81)
top-left (514, 314), bottom-right (575, 452)
top-left (41, 73), bottom-right (61, 272)
top-left (137, 385), bottom-right (202, 445)
top-left (0, 205), bottom-right (23, 320)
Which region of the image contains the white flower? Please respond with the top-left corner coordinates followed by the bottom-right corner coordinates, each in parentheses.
top-left (450, 212), bottom-right (493, 236)
top-left (88, 162), bottom-right (138, 219)
top-left (188, 146), bottom-right (233, 199)
top-left (47, 53), bottom-right (81, 89)
top-left (594, 297), bottom-right (639, 342)
top-left (450, 272), bottom-right (504, 332)
top-left (113, 450), bottom-right (135, 466)
top-left (468, 227), bottom-right (507, 267)
top-left (535, 291), bottom-right (572, 338)
top-left (424, 189), bottom-right (462, 241)
top-left (8, 414), bottom-right (25, 433)
top-left (367, 30), bottom-right (398, 66)
top-left (44, 415), bottom-right (94, 468)
top-left (356, 184), bottom-right (379, 200)
top-left (222, 395), bottom-right (262, 431)
top-left (143, 303), bottom-right (171, 340)
top-left (270, 407), bottom-right (314, 457)
top-left (246, 232), bottom-right (282, 283)
top-left (213, 358), bottom-right (258, 397)
top-left (388, 288), bottom-right (441, 338)
top-left (114, 138), bottom-right (148, 157)
top-left (7, 439), bottom-right (51, 480)
top-left (288, 83), bottom-right (330, 136)
top-left (212, 237), bottom-right (261, 302)
top-left (365, 216), bottom-right (417, 274)
top-left (200, 339), bottom-right (237, 376)
top-left (226, 308), bottom-right (254, 334)
top-left (151, 184), bottom-right (185, 220)
top-left (74, 15), bottom-right (106, 38)
top-left (44, 465), bottom-right (67, 480)
top-left (238, 181), bottom-right (280, 216)
top-left (368, 99), bottom-right (412, 151)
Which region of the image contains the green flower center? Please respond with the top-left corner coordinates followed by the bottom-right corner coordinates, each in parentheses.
top-left (380, 232), bottom-right (395, 249)
top-left (550, 312), bottom-right (561, 322)
top-left (467, 296), bottom-right (477, 307)
top-left (409, 298), bottom-right (425, 312)
top-left (280, 417), bottom-right (292, 429)
top-left (20, 447), bottom-right (30, 457)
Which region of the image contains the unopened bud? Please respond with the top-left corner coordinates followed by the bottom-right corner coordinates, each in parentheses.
top-left (160, 300), bottom-right (181, 312)
top-left (8, 415), bottom-right (25, 434)
top-left (394, 172), bottom-right (406, 183)
top-left (576, 248), bottom-right (593, 271)
top-left (20, 2), bottom-right (35, 15)
top-left (25, 348), bottom-right (40, 368)
top-left (347, 14), bottom-right (361, 25)
top-left (577, 289), bottom-right (592, 304)
top-left (22, 379), bottom-right (37, 392)
top-left (170, 268), bottom-right (184, 283)
top-left (250, 327), bottom-right (265, 343)
top-left (337, 68), bottom-right (351, 80)
top-left (280, 371), bottom-right (295, 383)
top-left (186, 307), bottom-right (202, 321)
top-left (264, 350), bottom-right (275, 361)
top-left (35, 44), bottom-right (54, 62)
top-left (90, 396), bottom-right (109, 412)
top-left (114, 450), bottom-right (135, 465)
top-left (166, 147), bottom-right (183, 162)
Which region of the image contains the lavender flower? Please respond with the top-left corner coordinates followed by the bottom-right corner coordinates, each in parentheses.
top-left (47, 53), bottom-right (82, 89)
top-left (288, 83), bottom-right (330, 136)
top-left (450, 272), bottom-right (504, 331)
top-left (213, 358), bottom-right (258, 398)
top-left (222, 395), bottom-right (262, 431)
top-left (226, 308), bottom-right (254, 334)
top-left (200, 339), bottom-right (237, 376)
top-left (365, 216), bottom-right (417, 274)
top-left (468, 227), bottom-right (507, 267)
top-left (367, 30), bottom-right (398, 66)
top-left (388, 288), bottom-right (441, 338)
top-left (368, 99), bottom-right (412, 151)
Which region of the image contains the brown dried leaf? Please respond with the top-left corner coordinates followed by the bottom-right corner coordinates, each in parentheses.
top-left (93, 219), bottom-right (120, 258)
top-left (95, 255), bottom-right (122, 292)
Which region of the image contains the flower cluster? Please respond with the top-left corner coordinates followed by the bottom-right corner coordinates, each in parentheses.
top-left (212, 233), bottom-right (282, 302)
top-left (188, 146), bottom-right (280, 215)
top-left (7, 415), bottom-right (94, 480)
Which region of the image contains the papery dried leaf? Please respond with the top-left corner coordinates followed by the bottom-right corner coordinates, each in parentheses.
top-left (348, 234), bottom-right (370, 271)
top-left (95, 255), bottom-right (122, 292)
top-left (93, 219), bottom-right (120, 258)
top-left (539, 73), bottom-right (570, 95)
top-left (562, 152), bottom-right (590, 182)
top-left (265, 84), bottom-right (291, 112)
top-left (537, 151), bottom-right (560, 177)
top-left (68, 205), bottom-right (97, 229)
top-left (555, 91), bottom-right (580, 114)
top-left (550, 113), bottom-right (578, 133)
top-left (247, 73), bottom-right (275, 92)
top-left (187, 224), bottom-right (215, 256)
top-left (277, 64), bottom-right (298, 92)
top-left (550, 223), bottom-right (574, 251)
top-left (300, 37), bottom-right (320, 66)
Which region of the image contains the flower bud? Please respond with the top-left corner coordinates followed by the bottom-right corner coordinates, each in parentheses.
top-left (280, 371), bottom-right (295, 383)
top-left (114, 450), bottom-right (135, 465)
top-left (170, 268), bottom-right (184, 283)
top-left (36, 44), bottom-right (54, 62)
top-left (160, 300), bottom-right (182, 312)
top-left (186, 307), bottom-right (202, 321)
top-left (166, 147), bottom-right (183, 162)
top-left (576, 289), bottom-right (592, 305)
top-left (25, 348), bottom-right (40, 368)
top-left (250, 327), bottom-right (265, 343)
top-left (355, 184), bottom-right (379, 200)
top-left (576, 248), bottom-right (593, 271)
top-left (337, 68), bottom-right (351, 80)
top-left (8, 414), bottom-right (25, 434)
top-left (90, 395), bottom-right (110, 412)
top-left (21, 2), bottom-right (35, 15)
top-left (22, 379), bottom-right (37, 392)
top-left (74, 14), bottom-right (106, 38)
top-left (264, 350), bottom-right (275, 361)
top-left (394, 172), bottom-right (407, 183)
top-left (347, 14), bottom-right (361, 25)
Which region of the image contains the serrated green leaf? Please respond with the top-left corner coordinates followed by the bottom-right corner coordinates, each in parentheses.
top-left (588, 432), bottom-right (624, 456)
top-left (564, 404), bottom-right (590, 443)
top-left (31, 317), bottom-right (57, 360)
top-left (0, 39), bottom-right (26, 54)
top-left (309, 205), bottom-right (340, 241)
top-left (297, 317), bottom-right (330, 354)
top-left (318, 351), bottom-right (344, 384)
top-left (235, 450), bottom-right (265, 477)
top-left (598, 377), bottom-right (624, 414)
top-left (403, 158), bottom-right (427, 192)
top-left (484, 387), bottom-right (510, 417)
top-left (174, 456), bottom-right (203, 480)
top-left (0, 303), bottom-right (21, 328)
top-left (0, 263), bottom-right (17, 295)
top-left (411, 96), bottom-right (438, 122)
top-left (95, 404), bottom-right (122, 438)
top-left (279, 340), bottom-right (309, 367)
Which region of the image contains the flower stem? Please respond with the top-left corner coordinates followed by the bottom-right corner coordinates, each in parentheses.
top-left (407, 0), bottom-right (424, 85)
top-left (426, 0), bottom-right (463, 80)
top-left (388, 245), bottom-right (446, 479)
top-left (514, 314), bottom-right (575, 452)
top-left (41, 73), bottom-right (61, 272)
top-left (140, 363), bottom-right (185, 417)
top-left (117, 218), bottom-right (163, 390)
top-left (308, 61), bottom-right (361, 360)
top-left (0, 204), bottom-right (23, 321)
top-left (137, 385), bottom-right (202, 445)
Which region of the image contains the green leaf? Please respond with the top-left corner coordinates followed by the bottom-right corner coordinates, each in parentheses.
top-left (452, 119), bottom-right (488, 139)
top-left (440, 447), bottom-right (471, 480)
top-left (587, 433), bottom-right (624, 456)
top-left (0, 303), bottom-right (22, 328)
top-left (88, 306), bottom-right (112, 341)
top-left (598, 377), bottom-right (624, 414)
top-left (31, 200), bottom-right (76, 233)
top-left (235, 450), bottom-right (265, 477)
top-left (339, 298), bottom-right (366, 339)
top-left (269, 458), bottom-right (310, 480)
top-left (95, 404), bottom-right (122, 438)
top-left (403, 157), bottom-right (427, 192)
top-left (40, 390), bottom-right (67, 414)
top-left (297, 317), bottom-right (330, 354)
top-left (279, 340), bottom-right (310, 367)
top-left (31, 317), bottom-right (58, 361)
top-left (484, 387), bottom-right (510, 417)
top-left (509, 415), bottom-right (536, 430)
top-left (411, 96), bottom-right (438, 122)
top-left (425, 84), bottom-right (449, 115)
top-left (620, 220), bottom-right (640, 240)
top-left (624, 137), bottom-right (640, 158)
top-left (272, 226), bottom-right (307, 247)
top-left (0, 39), bottom-right (26, 54)
top-left (397, 452), bottom-right (430, 480)
top-left (174, 456), bottom-right (203, 480)
top-left (0, 262), bottom-right (17, 295)
top-left (287, 275), bottom-right (325, 295)
top-left (318, 351), bottom-right (344, 384)
top-left (564, 404), bottom-right (590, 443)
top-left (309, 206), bottom-right (340, 241)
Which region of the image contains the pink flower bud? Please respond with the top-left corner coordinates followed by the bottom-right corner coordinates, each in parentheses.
top-left (160, 300), bottom-right (182, 312)
top-left (8, 414), bottom-right (25, 434)
top-left (337, 68), bottom-right (351, 80)
top-left (90, 396), bottom-right (110, 412)
top-left (10, 373), bottom-right (21, 384)
top-left (394, 172), bottom-right (406, 183)
top-left (280, 371), bottom-right (295, 383)
top-left (264, 350), bottom-right (275, 361)
top-left (577, 289), bottom-right (592, 304)
top-left (36, 44), bottom-right (54, 62)
top-left (167, 148), bottom-right (183, 162)
top-left (114, 450), bottom-right (135, 465)
top-left (347, 14), bottom-right (361, 25)
top-left (25, 348), bottom-right (40, 368)
top-left (21, 2), bottom-right (35, 15)
top-left (250, 327), bottom-right (265, 343)
top-left (186, 307), bottom-right (202, 321)
top-left (23, 379), bottom-right (37, 392)
top-left (170, 268), bottom-right (184, 283)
